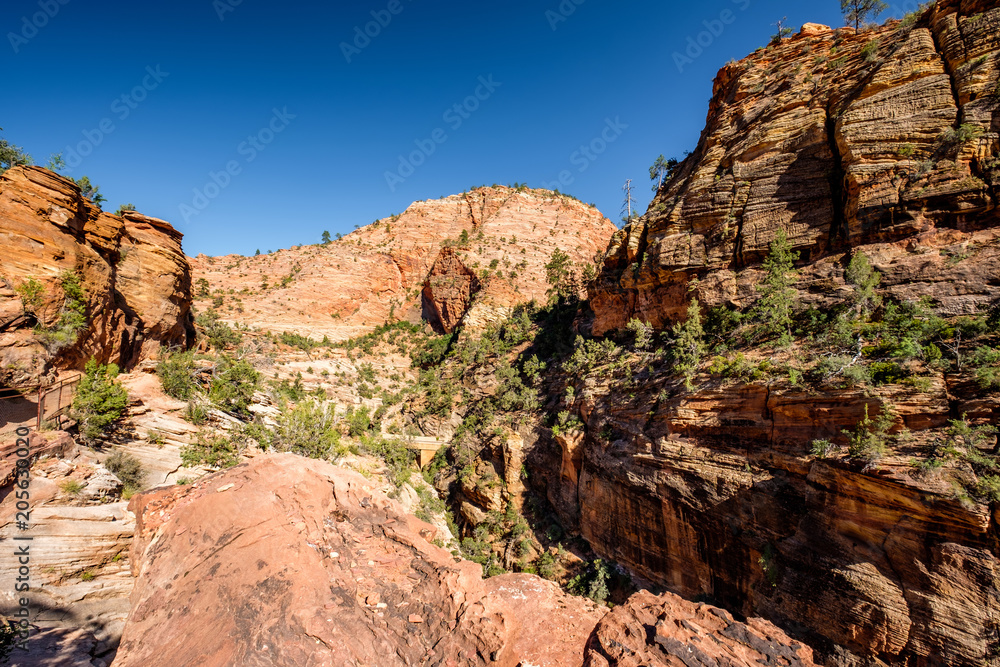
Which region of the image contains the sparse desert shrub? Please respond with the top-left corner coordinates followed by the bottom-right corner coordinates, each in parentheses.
top-left (208, 357), bottom-right (261, 417)
top-left (60, 479), bottom-right (84, 495)
top-left (105, 450), bottom-right (146, 495)
top-left (272, 400), bottom-right (343, 459)
top-left (181, 431), bottom-right (241, 468)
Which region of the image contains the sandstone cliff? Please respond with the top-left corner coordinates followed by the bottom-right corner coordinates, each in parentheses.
top-left (591, 1), bottom-right (1000, 334)
top-left (532, 2), bottom-right (1000, 664)
top-left (189, 186), bottom-right (616, 340)
top-left (0, 166), bottom-right (194, 388)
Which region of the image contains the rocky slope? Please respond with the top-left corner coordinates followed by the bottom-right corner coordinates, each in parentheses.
top-left (0, 166), bottom-right (194, 389)
top-left (592, 2), bottom-right (1000, 334)
top-left (114, 454), bottom-right (817, 667)
top-left (189, 186), bottom-right (616, 340)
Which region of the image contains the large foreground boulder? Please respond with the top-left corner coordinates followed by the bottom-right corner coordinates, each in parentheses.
top-left (114, 454), bottom-right (606, 666)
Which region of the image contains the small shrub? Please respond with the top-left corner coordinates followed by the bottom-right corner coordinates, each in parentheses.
top-left (60, 479), bottom-right (85, 495)
top-left (185, 401), bottom-right (209, 425)
top-left (157, 350), bottom-right (198, 400)
top-left (272, 400), bottom-right (343, 459)
top-left (80, 571), bottom-right (95, 582)
top-left (181, 432), bottom-right (240, 468)
top-left (208, 357), bottom-right (261, 416)
top-left (810, 439), bottom-right (835, 459)
top-left (105, 450), bottom-right (146, 490)
top-left (940, 123), bottom-right (983, 145)
top-left (845, 404), bottom-right (894, 464)
top-left (14, 277), bottom-right (45, 316)
top-left (860, 38), bottom-right (879, 63)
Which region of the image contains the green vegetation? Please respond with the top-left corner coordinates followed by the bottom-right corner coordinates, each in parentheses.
top-left (671, 298), bottom-right (706, 389)
top-left (195, 278), bottom-right (211, 298)
top-left (208, 357), bottom-right (261, 417)
top-left (14, 277), bottom-right (45, 316)
top-left (649, 154), bottom-right (679, 191)
top-left (72, 175), bottom-right (106, 208)
top-left (272, 399), bottom-right (343, 459)
top-left (60, 479), bottom-right (85, 495)
top-left (860, 38), bottom-right (880, 63)
top-left (115, 203), bottom-right (136, 217)
top-left (0, 129), bottom-right (32, 173)
top-left (71, 359), bottom-right (129, 442)
top-left (181, 431), bottom-right (241, 468)
top-left (157, 350), bottom-right (198, 400)
top-left (545, 248), bottom-right (579, 304)
top-left (196, 309), bottom-right (242, 350)
top-left (752, 230), bottom-right (799, 345)
top-left (941, 123), bottom-right (984, 146)
top-left (844, 403), bottom-right (896, 464)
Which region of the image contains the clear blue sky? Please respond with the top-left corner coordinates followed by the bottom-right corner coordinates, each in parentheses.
top-left (3, 0), bottom-right (906, 257)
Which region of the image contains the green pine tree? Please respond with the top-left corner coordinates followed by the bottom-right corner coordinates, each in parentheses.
top-left (71, 359), bottom-right (129, 442)
top-left (753, 230), bottom-right (799, 345)
top-left (673, 298), bottom-right (706, 389)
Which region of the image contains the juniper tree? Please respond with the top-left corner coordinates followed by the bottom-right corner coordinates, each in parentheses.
top-left (753, 230), bottom-right (799, 345)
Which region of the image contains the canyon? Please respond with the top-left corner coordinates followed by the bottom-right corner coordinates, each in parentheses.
top-left (1, 1), bottom-right (999, 666)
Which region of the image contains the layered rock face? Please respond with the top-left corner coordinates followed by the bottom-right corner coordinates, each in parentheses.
top-left (591, 1), bottom-right (1000, 334)
top-left (0, 166), bottom-right (194, 388)
top-left (114, 454), bottom-right (607, 667)
top-left (534, 369), bottom-right (1000, 666)
top-left (190, 187), bottom-right (616, 340)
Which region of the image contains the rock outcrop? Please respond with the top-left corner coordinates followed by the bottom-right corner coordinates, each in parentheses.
top-left (114, 454), bottom-right (607, 667)
top-left (189, 187), bottom-right (616, 340)
top-left (591, 1), bottom-right (1000, 334)
top-left (0, 166), bottom-right (194, 389)
top-left (583, 590), bottom-right (817, 667)
top-left (423, 247), bottom-right (482, 333)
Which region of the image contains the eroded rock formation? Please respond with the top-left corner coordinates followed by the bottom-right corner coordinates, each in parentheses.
top-left (591, 2), bottom-right (1000, 334)
top-left (423, 247), bottom-right (481, 333)
top-left (189, 186), bottom-right (616, 340)
top-left (0, 166), bottom-right (194, 388)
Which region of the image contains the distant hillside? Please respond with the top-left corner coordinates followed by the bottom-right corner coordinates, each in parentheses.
top-left (189, 186), bottom-right (617, 340)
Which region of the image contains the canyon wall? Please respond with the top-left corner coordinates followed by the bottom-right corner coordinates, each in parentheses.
top-left (551, 2), bottom-right (1000, 664)
top-left (0, 166), bottom-right (194, 389)
top-left (591, 1), bottom-right (1000, 334)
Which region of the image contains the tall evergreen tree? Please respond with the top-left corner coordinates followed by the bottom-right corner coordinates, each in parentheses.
top-left (753, 230), bottom-right (800, 344)
top-left (672, 298), bottom-right (706, 390)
